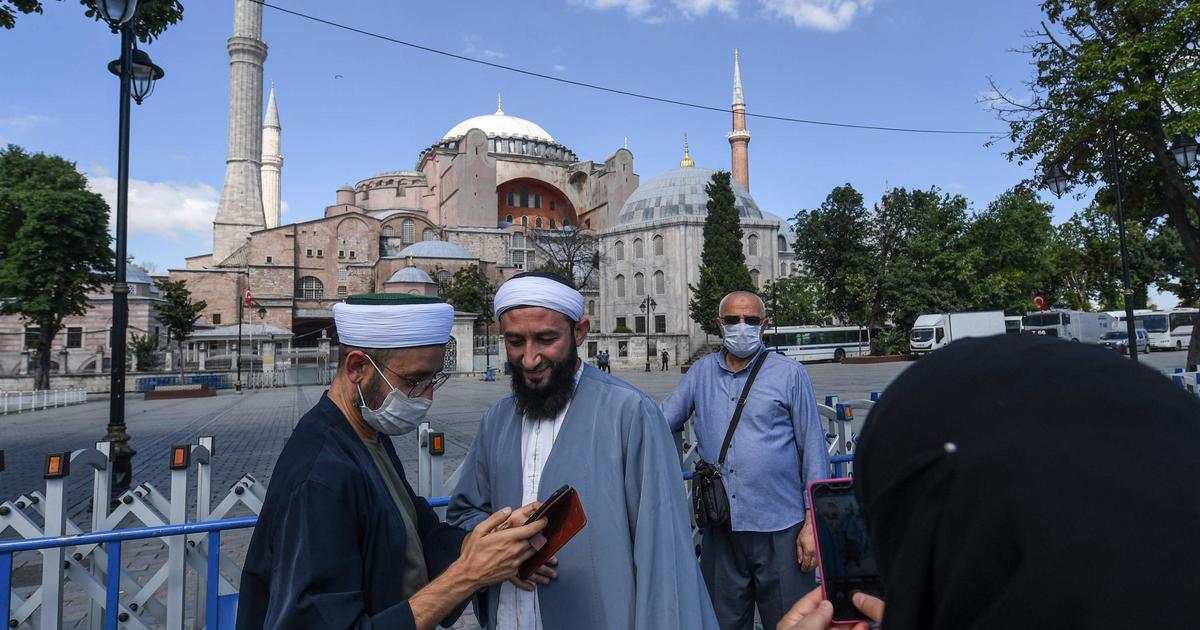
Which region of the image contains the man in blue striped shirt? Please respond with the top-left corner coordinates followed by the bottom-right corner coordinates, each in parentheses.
top-left (661, 291), bottom-right (830, 630)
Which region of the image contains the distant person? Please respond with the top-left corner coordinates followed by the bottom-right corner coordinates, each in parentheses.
top-left (660, 290), bottom-right (829, 630)
top-left (597, 349), bottom-right (611, 373)
top-left (778, 334), bottom-right (1200, 630)
top-left (238, 294), bottom-right (548, 630)
top-left (661, 348), bottom-right (670, 371)
top-left (449, 272), bottom-right (719, 629)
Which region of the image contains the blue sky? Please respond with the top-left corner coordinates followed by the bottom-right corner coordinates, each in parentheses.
top-left (0, 0), bottom-right (1176, 307)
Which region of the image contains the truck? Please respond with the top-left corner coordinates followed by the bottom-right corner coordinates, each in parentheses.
top-left (1022, 309), bottom-right (1115, 343)
top-left (909, 311), bottom-right (1006, 356)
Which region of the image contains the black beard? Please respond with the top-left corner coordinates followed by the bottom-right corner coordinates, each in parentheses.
top-left (509, 344), bottom-right (579, 420)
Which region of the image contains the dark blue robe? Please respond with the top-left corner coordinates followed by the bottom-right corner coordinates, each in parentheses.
top-left (237, 394), bottom-right (469, 630)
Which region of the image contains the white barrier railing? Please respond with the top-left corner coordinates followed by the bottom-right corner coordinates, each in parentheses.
top-left (0, 388), bottom-right (87, 415)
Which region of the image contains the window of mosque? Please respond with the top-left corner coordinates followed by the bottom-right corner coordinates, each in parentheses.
top-left (338, 250), bottom-right (345, 259)
top-left (655, 315), bottom-right (666, 334)
top-left (266, 256), bottom-right (272, 263)
top-left (437, 270), bottom-right (451, 283)
top-left (781, 262), bottom-right (787, 276)
top-left (549, 219), bottom-right (556, 229)
top-left (349, 250), bottom-right (356, 259)
top-left (750, 269), bottom-right (760, 288)
top-left (635, 316), bottom-right (646, 334)
top-left (654, 270), bottom-right (665, 294)
top-left (614, 241), bottom-right (625, 261)
top-left (520, 187), bottom-right (529, 208)
top-left (588, 341), bottom-right (597, 357)
top-left (536, 217), bottom-right (543, 229)
top-left (633, 238), bottom-right (644, 258)
top-left (521, 216), bottom-right (529, 227)
top-left (616, 316), bottom-right (627, 330)
top-left (306, 249), bottom-right (313, 258)
top-left (317, 249), bottom-right (324, 258)
top-left (778, 234), bottom-right (787, 251)
top-left (337, 268), bottom-right (348, 282)
top-left (212, 314), bottom-right (221, 325)
top-left (635, 272), bottom-right (645, 295)
top-left (550, 200), bottom-right (556, 211)
top-left (534, 193), bottom-right (542, 209)
top-left (337, 286), bottom-right (348, 297)
top-left (507, 191), bottom-right (516, 207)
top-left (513, 232), bottom-right (526, 249)
top-left (616, 274), bottom-right (626, 298)
top-left (63, 326), bottom-right (82, 349)
top-left (588, 300), bottom-right (596, 316)
top-left (653, 234), bottom-right (664, 255)
top-left (748, 234), bottom-right (759, 256)
top-left (506, 214), bottom-right (514, 223)
top-left (511, 250), bottom-right (526, 269)
top-left (297, 276), bottom-right (324, 300)
top-left (618, 341), bottom-right (628, 357)
top-left (383, 226), bottom-right (395, 237)
top-left (402, 219), bottom-right (415, 245)
top-left (423, 228), bottom-right (437, 241)
top-left (398, 187), bottom-right (406, 197)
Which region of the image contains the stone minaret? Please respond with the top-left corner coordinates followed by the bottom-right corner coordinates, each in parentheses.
top-left (213, 0), bottom-right (268, 262)
top-left (727, 49), bottom-right (751, 191)
top-left (261, 83), bottom-right (283, 229)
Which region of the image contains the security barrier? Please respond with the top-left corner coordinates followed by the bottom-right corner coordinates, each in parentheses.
top-left (134, 374), bottom-right (232, 393)
top-left (0, 390), bottom-right (87, 415)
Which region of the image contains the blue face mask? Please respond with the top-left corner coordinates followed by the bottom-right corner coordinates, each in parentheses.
top-left (722, 323), bottom-right (762, 358)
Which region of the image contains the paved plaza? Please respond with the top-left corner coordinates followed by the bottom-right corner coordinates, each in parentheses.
top-left (0, 351), bottom-right (1191, 628)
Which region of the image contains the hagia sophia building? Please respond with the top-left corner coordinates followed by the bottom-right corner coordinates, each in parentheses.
top-left (170, 0), bottom-right (798, 370)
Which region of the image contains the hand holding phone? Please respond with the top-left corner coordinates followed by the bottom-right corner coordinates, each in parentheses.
top-left (807, 478), bottom-right (885, 624)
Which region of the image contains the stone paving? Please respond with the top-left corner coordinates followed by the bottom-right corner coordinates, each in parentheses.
top-left (1, 350), bottom-right (1189, 628)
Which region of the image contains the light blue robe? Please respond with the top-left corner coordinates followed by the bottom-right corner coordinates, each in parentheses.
top-left (448, 364), bottom-right (719, 630)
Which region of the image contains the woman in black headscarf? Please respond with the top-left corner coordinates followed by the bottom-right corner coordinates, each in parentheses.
top-left (782, 333), bottom-right (1200, 629)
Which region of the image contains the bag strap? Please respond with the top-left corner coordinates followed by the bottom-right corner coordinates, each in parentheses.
top-left (716, 351), bottom-right (769, 466)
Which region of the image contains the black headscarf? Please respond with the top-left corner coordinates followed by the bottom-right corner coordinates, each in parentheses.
top-left (856, 334), bottom-right (1200, 630)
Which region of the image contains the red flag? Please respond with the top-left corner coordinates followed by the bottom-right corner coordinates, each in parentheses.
top-left (1033, 295), bottom-right (1047, 311)
top-left (244, 288), bottom-right (252, 307)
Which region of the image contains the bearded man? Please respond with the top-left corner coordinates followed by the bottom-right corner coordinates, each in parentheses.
top-left (448, 272), bottom-right (718, 630)
top-left (238, 294), bottom-right (547, 630)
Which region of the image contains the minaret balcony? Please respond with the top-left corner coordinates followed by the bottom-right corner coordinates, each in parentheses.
top-left (726, 130), bottom-right (752, 141)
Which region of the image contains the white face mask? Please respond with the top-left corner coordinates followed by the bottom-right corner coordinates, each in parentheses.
top-left (723, 323), bottom-right (763, 358)
top-left (356, 354), bottom-right (432, 436)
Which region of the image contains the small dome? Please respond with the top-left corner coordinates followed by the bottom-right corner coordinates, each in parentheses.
top-left (617, 166), bottom-right (763, 226)
top-left (386, 267), bottom-right (435, 284)
top-left (395, 240), bottom-right (474, 259)
top-left (126, 264), bottom-right (154, 285)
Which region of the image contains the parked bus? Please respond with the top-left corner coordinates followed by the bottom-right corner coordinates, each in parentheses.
top-left (1169, 307), bottom-right (1198, 350)
top-left (1105, 310), bottom-right (1173, 351)
top-left (1023, 310), bottom-right (1114, 343)
top-left (763, 326), bottom-right (870, 363)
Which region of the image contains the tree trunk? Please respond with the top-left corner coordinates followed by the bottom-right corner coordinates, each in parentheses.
top-left (178, 339), bottom-right (186, 384)
top-left (34, 328), bottom-right (53, 390)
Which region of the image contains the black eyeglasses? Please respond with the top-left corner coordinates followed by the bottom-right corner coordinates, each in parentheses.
top-left (374, 358), bottom-right (451, 397)
top-left (722, 315), bottom-right (764, 326)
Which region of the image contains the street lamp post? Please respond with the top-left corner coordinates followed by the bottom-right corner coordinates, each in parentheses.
top-left (257, 307), bottom-right (267, 384)
top-left (96, 0), bottom-right (163, 499)
top-left (639, 296), bottom-right (657, 372)
top-left (482, 283), bottom-right (495, 381)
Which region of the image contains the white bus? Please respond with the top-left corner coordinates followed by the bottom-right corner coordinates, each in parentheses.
top-left (1105, 310), bottom-right (1173, 350)
top-left (763, 326), bottom-right (871, 363)
top-left (1169, 308), bottom-right (1198, 350)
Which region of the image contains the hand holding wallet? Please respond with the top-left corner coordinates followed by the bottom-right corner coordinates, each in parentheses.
top-left (518, 484), bottom-right (586, 580)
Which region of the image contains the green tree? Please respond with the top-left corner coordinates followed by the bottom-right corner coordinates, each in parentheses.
top-left (0, 145), bottom-right (114, 389)
top-left (988, 0), bottom-right (1200, 364)
top-left (760, 274), bottom-right (828, 327)
top-left (1, 0), bottom-right (183, 40)
top-left (791, 184), bottom-right (873, 327)
top-left (130, 332), bottom-right (159, 371)
top-left (154, 278), bottom-right (205, 383)
top-left (964, 187), bottom-right (1058, 314)
top-left (689, 171), bottom-right (754, 336)
top-left (1148, 226), bottom-right (1200, 307)
top-left (1051, 202), bottom-right (1154, 311)
top-left (437, 265), bottom-right (495, 325)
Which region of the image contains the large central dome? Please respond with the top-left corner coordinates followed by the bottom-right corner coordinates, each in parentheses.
top-left (441, 98), bottom-right (555, 143)
top-left (616, 165), bottom-right (763, 226)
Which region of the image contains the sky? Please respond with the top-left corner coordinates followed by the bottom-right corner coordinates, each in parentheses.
top-left (0, 0), bottom-right (1178, 308)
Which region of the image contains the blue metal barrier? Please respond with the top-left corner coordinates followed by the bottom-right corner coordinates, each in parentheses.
top-left (135, 373), bottom-right (233, 392)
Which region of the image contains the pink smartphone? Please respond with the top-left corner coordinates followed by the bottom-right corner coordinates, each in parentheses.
top-left (807, 477), bottom-right (885, 623)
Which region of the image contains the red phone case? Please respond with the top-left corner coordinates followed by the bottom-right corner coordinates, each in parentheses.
top-left (806, 477), bottom-right (871, 625)
top-left (518, 486), bottom-right (587, 580)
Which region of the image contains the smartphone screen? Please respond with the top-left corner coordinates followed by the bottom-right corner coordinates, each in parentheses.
top-left (808, 478), bottom-right (885, 622)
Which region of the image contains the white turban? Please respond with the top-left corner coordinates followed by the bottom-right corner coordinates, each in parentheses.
top-left (494, 275), bottom-right (584, 321)
top-left (333, 294), bottom-right (454, 348)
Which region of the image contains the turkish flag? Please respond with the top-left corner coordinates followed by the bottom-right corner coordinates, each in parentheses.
top-left (244, 288), bottom-right (252, 307)
top-left (1033, 295), bottom-right (1047, 311)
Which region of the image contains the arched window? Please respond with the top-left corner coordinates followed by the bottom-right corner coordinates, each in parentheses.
top-left (616, 274), bottom-right (626, 298)
top-left (653, 234), bottom-right (664, 256)
top-left (535, 217), bottom-right (543, 229)
top-left (512, 232), bottom-right (526, 249)
top-left (520, 186), bottom-right (529, 208)
top-left (436, 269), bottom-right (451, 283)
top-left (506, 214), bottom-right (514, 223)
top-left (296, 276), bottom-right (324, 299)
top-left (422, 228), bottom-right (437, 241)
top-left (635, 272), bottom-right (645, 295)
top-left (781, 262), bottom-right (787, 276)
top-left (633, 238), bottom-right (644, 258)
top-left (777, 234), bottom-right (787, 252)
top-left (748, 234), bottom-right (759, 256)
top-left (588, 300), bottom-right (596, 316)
top-left (382, 225), bottom-right (394, 237)
top-left (654, 270), bottom-right (665, 294)
top-left (402, 219), bottom-right (415, 245)
top-left (750, 269), bottom-right (760, 288)
top-left (549, 218), bottom-right (556, 229)
top-left (614, 240), bottom-right (625, 261)
top-left (521, 216), bottom-right (529, 227)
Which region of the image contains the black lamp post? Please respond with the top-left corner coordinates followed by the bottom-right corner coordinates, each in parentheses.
top-left (1044, 124), bottom-right (1138, 361)
top-left (1170, 132), bottom-right (1200, 170)
top-left (97, 0), bottom-right (164, 499)
top-left (482, 285), bottom-right (495, 381)
top-left (639, 296), bottom-right (657, 372)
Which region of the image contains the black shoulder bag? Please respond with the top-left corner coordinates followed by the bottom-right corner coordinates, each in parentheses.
top-left (692, 351), bottom-right (768, 529)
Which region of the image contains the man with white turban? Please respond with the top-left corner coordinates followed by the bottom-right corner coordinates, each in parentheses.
top-left (239, 294), bottom-right (549, 630)
top-left (448, 272), bottom-right (719, 630)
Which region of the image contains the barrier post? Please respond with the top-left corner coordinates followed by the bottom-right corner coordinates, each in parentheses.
top-left (104, 541), bottom-right (121, 630)
top-left (206, 530), bottom-right (221, 630)
top-left (0, 550), bottom-right (11, 630)
top-left (193, 438), bottom-right (214, 629)
top-left (88, 442), bottom-right (113, 630)
top-left (428, 431), bottom-right (446, 500)
top-left (166, 446), bottom-right (190, 630)
top-left (417, 422), bottom-right (432, 498)
top-left (40, 451), bottom-right (71, 629)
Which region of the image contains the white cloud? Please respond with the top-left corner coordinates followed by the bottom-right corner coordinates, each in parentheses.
top-left (757, 0), bottom-right (874, 31)
top-left (0, 114), bottom-right (51, 131)
top-left (463, 35), bottom-right (505, 60)
top-left (578, 0), bottom-right (655, 17)
top-left (672, 0), bottom-right (738, 17)
top-left (553, 64), bottom-right (569, 73)
top-left (87, 167), bottom-right (219, 243)
top-left (280, 200), bottom-right (290, 216)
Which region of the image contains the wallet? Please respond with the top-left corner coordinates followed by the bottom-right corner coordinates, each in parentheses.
top-left (518, 485), bottom-right (587, 580)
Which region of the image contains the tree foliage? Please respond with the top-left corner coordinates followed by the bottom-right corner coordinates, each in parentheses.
top-left (791, 184), bottom-right (873, 326)
top-left (760, 274), bottom-right (828, 327)
top-left (689, 171), bottom-right (754, 336)
top-left (0, 145), bottom-right (114, 389)
top-left (531, 226), bottom-right (599, 289)
top-left (154, 278), bottom-right (205, 382)
top-left (987, 0), bottom-right (1200, 363)
top-left (965, 187), bottom-right (1058, 314)
top-left (1, 0), bottom-right (183, 41)
top-left (437, 265), bottom-right (496, 325)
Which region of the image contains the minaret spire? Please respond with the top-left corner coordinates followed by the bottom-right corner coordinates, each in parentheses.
top-left (496, 93), bottom-right (505, 115)
top-left (261, 83), bottom-right (283, 229)
top-left (213, 0), bottom-right (269, 262)
top-left (727, 48), bottom-right (751, 191)
top-left (680, 134), bottom-right (695, 168)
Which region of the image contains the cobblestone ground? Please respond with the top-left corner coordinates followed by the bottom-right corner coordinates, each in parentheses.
top-left (1, 351), bottom-right (1188, 628)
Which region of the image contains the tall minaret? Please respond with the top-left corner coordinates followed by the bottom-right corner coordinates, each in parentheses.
top-left (261, 83), bottom-right (283, 229)
top-left (727, 49), bottom-right (751, 191)
top-left (212, 0), bottom-right (268, 262)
